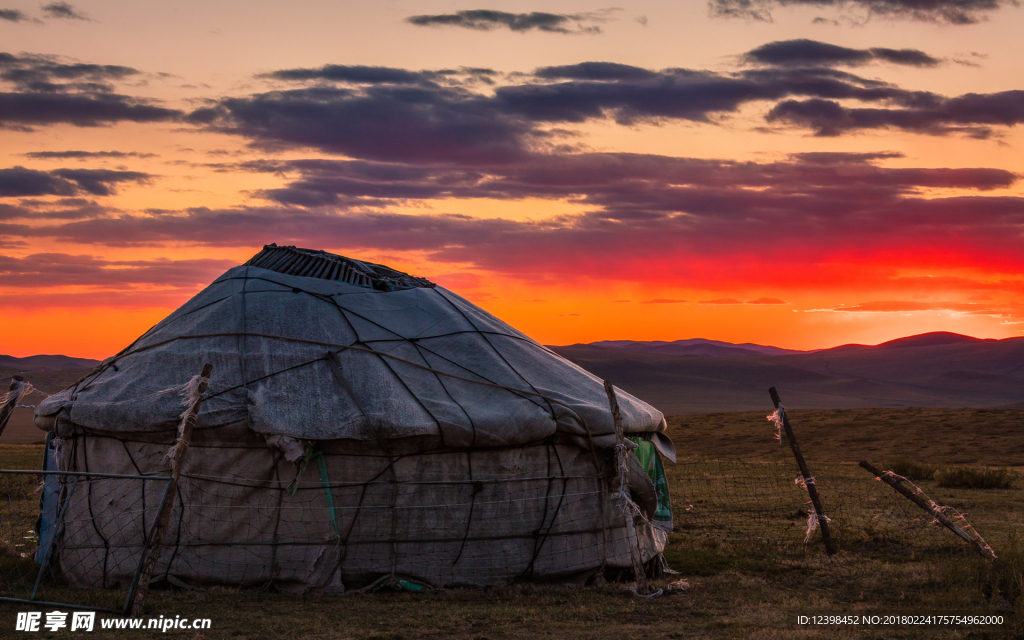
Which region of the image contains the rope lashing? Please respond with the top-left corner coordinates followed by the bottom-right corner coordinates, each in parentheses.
top-left (766, 405), bottom-right (785, 442)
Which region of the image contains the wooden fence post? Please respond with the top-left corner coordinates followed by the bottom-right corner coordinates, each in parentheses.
top-left (604, 380), bottom-right (651, 594)
top-left (859, 460), bottom-right (995, 559)
top-left (768, 387), bottom-right (838, 555)
top-left (130, 364), bottom-right (213, 616)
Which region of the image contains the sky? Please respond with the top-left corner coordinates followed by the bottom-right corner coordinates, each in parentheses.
top-left (1, 0), bottom-right (1023, 358)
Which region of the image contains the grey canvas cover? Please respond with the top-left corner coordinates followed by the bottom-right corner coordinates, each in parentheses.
top-left (53, 426), bottom-right (668, 591)
top-left (37, 263), bottom-right (665, 450)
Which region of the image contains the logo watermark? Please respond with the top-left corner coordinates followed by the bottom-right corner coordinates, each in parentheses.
top-left (15, 611), bottom-right (212, 633)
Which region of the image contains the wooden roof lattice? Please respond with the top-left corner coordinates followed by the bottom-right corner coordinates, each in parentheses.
top-left (244, 244), bottom-right (435, 292)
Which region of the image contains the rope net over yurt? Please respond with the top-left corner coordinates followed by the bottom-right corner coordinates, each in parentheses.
top-left (32, 245), bottom-right (675, 592)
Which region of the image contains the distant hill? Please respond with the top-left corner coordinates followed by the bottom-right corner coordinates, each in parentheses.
top-left (877, 331), bottom-right (987, 349)
top-left (0, 354), bottom-right (101, 374)
top-left (590, 338), bottom-right (807, 357)
top-left (552, 332), bottom-right (1024, 414)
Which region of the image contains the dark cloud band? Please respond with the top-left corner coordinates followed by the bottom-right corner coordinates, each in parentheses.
top-left (5, 153), bottom-right (1020, 270)
top-left (23, 150), bottom-right (157, 159)
top-left (745, 39), bottom-right (941, 67)
top-left (0, 253), bottom-right (233, 289)
top-left (190, 60), bottom-right (1024, 157)
top-left (0, 92), bottom-right (181, 128)
top-left (767, 91), bottom-right (1024, 136)
top-left (406, 10), bottom-right (603, 34)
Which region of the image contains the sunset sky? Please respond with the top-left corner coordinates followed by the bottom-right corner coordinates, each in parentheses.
top-left (2, 0), bottom-right (1024, 358)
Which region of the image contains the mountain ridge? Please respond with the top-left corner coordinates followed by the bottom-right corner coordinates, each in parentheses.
top-left (582, 331), bottom-right (1011, 358)
top-left (589, 337), bottom-right (807, 357)
top-left (550, 331), bottom-right (1024, 414)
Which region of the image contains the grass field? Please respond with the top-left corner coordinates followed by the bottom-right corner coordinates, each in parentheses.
top-left (1, 408), bottom-right (1022, 639)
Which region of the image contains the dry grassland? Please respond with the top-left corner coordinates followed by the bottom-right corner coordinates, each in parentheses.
top-left (1, 408), bottom-right (1022, 639)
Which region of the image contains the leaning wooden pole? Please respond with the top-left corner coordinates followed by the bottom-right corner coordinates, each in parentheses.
top-left (0, 375), bottom-right (26, 438)
top-left (859, 460), bottom-right (995, 559)
top-left (604, 380), bottom-right (651, 594)
top-left (130, 364), bottom-right (213, 617)
top-left (768, 387), bottom-right (838, 555)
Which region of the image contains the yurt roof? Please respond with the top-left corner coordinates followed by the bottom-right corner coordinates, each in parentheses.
top-left (36, 245), bottom-right (667, 450)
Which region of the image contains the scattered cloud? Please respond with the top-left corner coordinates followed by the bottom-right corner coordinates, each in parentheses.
top-left (264, 65), bottom-right (447, 85)
top-left (0, 53), bottom-right (137, 92)
top-left (0, 92), bottom-right (180, 129)
top-left (41, 2), bottom-right (88, 21)
top-left (744, 39), bottom-right (941, 67)
top-left (244, 151), bottom-right (1016, 214)
top-left (0, 166), bottom-right (150, 197)
top-left (747, 297), bottom-right (788, 304)
top-left (48, 168), bottom-right (152, 196)
top-left (700, 298), bottom-right (744, 304)
top-left (0, 8), bottom-right (29, 22)
top-left (709, 0), bottom-right (1012, 25)
top-left (641, 298), bottom-right (687, 303)
top-left (0, 53), bottom-right (180, 128)
top-left (0, 198), bottom-right (108, 220)
top-left (23, 150), bottom-right (157, 159)
top-left (186, 84), bottom-right (531, 165)
top-left (406, 10), bottom-right (607, 34)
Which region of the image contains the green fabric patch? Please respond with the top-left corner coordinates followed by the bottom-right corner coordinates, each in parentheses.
top-left (629, 438), bottom-right (672, 521)
top-left (315, 453), bottom-right (340, 538)
top-left (287, 442), bottom-right (340, 537)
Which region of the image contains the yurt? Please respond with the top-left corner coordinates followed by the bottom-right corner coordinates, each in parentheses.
top-left (34, 245), bottom-right (675, 592)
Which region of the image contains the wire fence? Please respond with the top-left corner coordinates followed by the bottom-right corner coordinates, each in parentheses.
top-left (6, 429), bottom-right (672, 597)
top-left (0, 470), bottom-right (171, 613)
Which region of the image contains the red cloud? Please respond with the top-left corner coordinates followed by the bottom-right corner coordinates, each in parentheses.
top-left (700, 298), bottom-right (744, 304)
